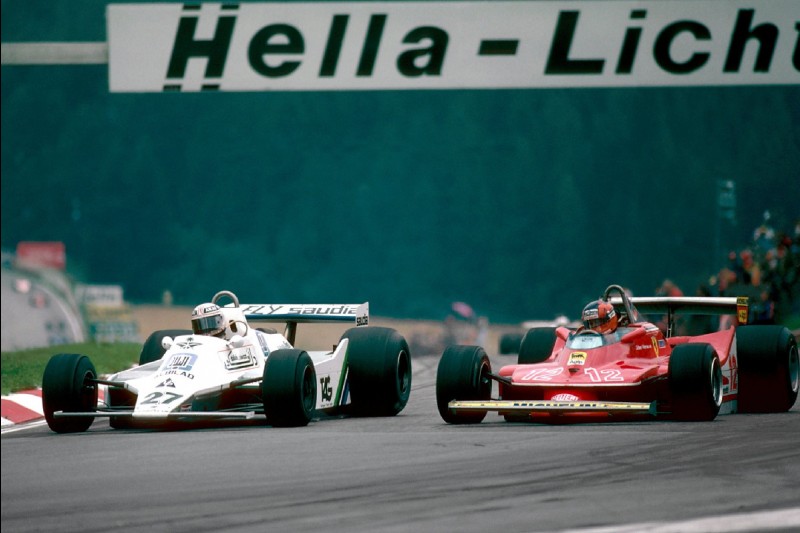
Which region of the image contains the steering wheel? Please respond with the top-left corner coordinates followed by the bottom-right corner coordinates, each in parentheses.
top-left (576, 329), bottom-right (602, 336)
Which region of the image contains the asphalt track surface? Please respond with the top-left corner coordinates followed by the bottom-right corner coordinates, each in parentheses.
top-left (2, 353), bottom-right (799, 533)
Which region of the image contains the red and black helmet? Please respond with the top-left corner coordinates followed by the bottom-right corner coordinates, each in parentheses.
top-left (581, 300), bottom-right (618, 334)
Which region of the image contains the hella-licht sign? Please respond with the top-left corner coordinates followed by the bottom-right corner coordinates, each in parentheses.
top-left (107, 1), bottom-right (800, 92)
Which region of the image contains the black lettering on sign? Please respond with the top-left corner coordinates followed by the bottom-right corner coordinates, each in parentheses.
top-left (545, 11), bottom-right (604, 75)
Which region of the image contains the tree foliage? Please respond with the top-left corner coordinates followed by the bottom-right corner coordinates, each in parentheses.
top-left (2, 2), bottom-right (798, 322)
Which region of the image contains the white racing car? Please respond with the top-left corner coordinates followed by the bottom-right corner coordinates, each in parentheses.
top-left (42, 291), bottom-right (412, 432)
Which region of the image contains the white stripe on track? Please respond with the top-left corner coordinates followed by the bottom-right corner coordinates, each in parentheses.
top-left (555, 506), bottom-right (800, 533)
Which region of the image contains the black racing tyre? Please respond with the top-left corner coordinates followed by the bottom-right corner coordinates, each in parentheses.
top-left (42, 353), bottom-right (98, 433)
top-left (436, 345), bottom-right (492, 424)
top-left (262, 349), bottom-right (316, 427)
top-left (668, 343), bottom-right (722, 421)
top-left (499, 333), bottom-right (524, 355)
top-left (518, 327), bottom-right (557, 365)
top-left (340, 327), bottom-right (412, 416)
top-left (737, 325), bottom-right (799, 413)
top-left (139, 329), bottom-right (192, 365)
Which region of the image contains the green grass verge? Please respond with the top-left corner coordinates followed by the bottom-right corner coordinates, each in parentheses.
top-left (1, 343), bottom-right (141, 396)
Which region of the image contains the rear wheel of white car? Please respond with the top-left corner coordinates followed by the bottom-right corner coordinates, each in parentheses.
top-left (139, 329), bottom-right (192, 365)
top-left (42, 354), bottom-right (98, 433)
top-left (668, 343), bottom-right (722, 421)
top-left (341, 327), bottom-right (412, 416)
top-left (436, 345), bottom-right (492, 424)
top-left (518, 327), bottom-right (557, 365)
top-left (737, 325), bottom-right (799, 413)
top-left (262, 349), bottom-right (316, 427)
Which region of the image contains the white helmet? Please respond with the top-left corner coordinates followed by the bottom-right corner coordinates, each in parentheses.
top-left (191, 303), bottom-right (225, 337)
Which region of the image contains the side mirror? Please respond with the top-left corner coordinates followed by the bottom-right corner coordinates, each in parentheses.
top-left (230, 335), bottom-right (245, 348)
top-left (161, 336), bottom-right (174, 350)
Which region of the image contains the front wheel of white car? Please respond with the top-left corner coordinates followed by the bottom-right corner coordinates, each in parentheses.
top-left (340, 327), bottom-right (412, 417)
top-left (518, 327), bottom-right (557, 365)
top-left (262, 349), bottom-right (316, 427)
top-left (42, 353), bottom-right (98, 433)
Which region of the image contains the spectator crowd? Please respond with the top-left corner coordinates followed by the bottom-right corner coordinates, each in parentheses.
top-left (659, 213), bottom-right (799, 332)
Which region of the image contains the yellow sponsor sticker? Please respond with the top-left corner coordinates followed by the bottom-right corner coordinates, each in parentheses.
top-left (568, 351), bottom-right (587, 365)
top-left (736, 296), bottom-right (749, 324)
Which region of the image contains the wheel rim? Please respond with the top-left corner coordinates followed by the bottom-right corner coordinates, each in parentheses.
top-left (396, 350), bottom-right (411, 395)
top-left (82, 373), bottom-right (96, 410)
top-left (478, 360), bottom-right (491, 399)
top-left (710, 357), bottom-right (723, 407)
top-left (301, 366), bottom-right (316, 414)
top-left (789, 344), bottom-right (799, 394)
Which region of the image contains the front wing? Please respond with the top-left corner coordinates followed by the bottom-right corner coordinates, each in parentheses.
top-left (52, 410), bottom-right (257, 420)
top-left (448, 399), bottom-right (658, 416)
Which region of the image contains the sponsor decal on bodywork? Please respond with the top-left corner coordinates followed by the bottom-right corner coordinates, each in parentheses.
top-left (256, 331), bottom-right (271, 356)
top-left (551, 393), bottom-right (580, 401)
top-left (568, 352), bottom-right (587, 365)
top-left (156, 378), bottom-right (177, 388)
top-left (157, 353), bottom-right (197, 379)
top-left (224, 346), bottom-right (257, 371)
top-left (737, 297), bottom-right (749, 324)
top-left (176, 340), bottom-right (202, 349)
top-left (163, 353), bottom-right (197, 372)
top-left (241, 304), bottom-right (358, 316)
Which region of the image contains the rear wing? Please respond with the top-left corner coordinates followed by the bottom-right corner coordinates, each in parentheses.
top-left (609, 296), bottom-right (748, 336)
top-left (237, 302), bottom-right (369, 345)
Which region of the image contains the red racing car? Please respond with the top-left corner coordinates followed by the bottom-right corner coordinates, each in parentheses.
top-left (436, 284), bottom-right (799, 423)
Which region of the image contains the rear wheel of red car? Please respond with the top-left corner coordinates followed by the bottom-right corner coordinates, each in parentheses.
top-left (139, 329), bottom-right (192, 365)
top-left (518, 327), bottom-right (557, 365)
top-left (262, 349), bottom-right (316, 427)
top-left (668, 343), bottom-right (722, 421)
top-left (340, 327), bottom-right (412, 416)
top-left (737, 325), bottom-right (799, 413)
top-left (436, 345), bottom-right (492, 424)
top-left (42, 353), bottom-right (98, 433)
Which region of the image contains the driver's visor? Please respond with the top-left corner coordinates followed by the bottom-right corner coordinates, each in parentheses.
top-left (192, 315), bottom-right (224, 335)
top-left (584, 318), bottom-right (608, 330)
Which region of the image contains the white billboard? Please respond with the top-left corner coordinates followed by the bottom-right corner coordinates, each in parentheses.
top-left (107, 1), bottom-right (800, 92)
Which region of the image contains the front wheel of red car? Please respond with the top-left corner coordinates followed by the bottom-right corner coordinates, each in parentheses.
top-left (668, 343), bottom-right (722, 421)
top-left (436, 345), bottom-right (492, 424)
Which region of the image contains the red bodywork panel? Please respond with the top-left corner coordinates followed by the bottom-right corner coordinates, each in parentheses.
top-left (497, 323), bottom-right (737, 421)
